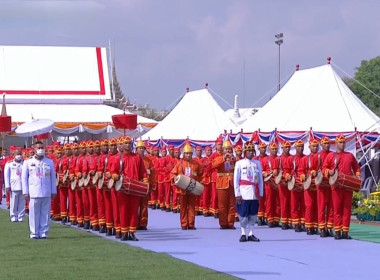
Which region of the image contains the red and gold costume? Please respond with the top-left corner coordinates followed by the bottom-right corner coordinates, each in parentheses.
top-left (149, 146), bottom-right (160, 208)
top-left (59, 144), bottom-right (71, 223)
top-left (75, 141), bottom-right (88, 227)
top-left (69, 143), bottom-right (79, 224)
top-left (257, 142), bottom-right (268, 225)
top-left (278, 141), bottom-right (292, 228)
top-left (85, 140), bottom-right (99, 230)
top-left (290, 140), bottom-right (306, 230)
top-left (200, 146), bottom-right (212, 216)
top-left (317, 136), bottom-right (334, 234)
top-left (171, 144), bottom-right (202, 229)
top-left (119, 137), bottom-right (148, 240)
top-left (212, 140), bottom-right (236, 229)
top-left (157, 147), bottom-right (170, 209)
top-left (322, 134), bottom-right (361, 238)
top-left (304, 140), bottom-right (319, 233)
top-left (210, 139), bottom-right (223, 217)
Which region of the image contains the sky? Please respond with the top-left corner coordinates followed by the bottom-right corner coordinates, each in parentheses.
top-left (0, 0), bottom-right (379, 111)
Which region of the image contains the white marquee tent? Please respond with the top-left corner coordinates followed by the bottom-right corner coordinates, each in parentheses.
top-left (239, 63), bottom-right (380, 133)
top-left (143, 88), bottom-right (237, 141)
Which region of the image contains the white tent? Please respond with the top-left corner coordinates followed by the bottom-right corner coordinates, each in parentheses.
top-left (143, 88), bottom-right (237, 141)
top-left (240, 64), bottom-right (380, 133)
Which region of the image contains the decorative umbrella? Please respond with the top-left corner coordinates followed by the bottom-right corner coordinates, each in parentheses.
top-left (15, 118), bottom-right (54, 137)
top-left (112, 113), bottom-right (137, 135)
top-left (0, 93), bottom-right (11, 133)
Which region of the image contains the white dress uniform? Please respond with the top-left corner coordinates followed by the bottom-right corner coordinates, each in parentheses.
top-left (233, 158), bottom-right (264, 239)
top-left (4, 159), bottom-right (25, 222)
top-left (22, 156), bottom-right (57, 239)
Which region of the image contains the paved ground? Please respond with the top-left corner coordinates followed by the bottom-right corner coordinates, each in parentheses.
top-left (1, 196), bottom-right (379, 280)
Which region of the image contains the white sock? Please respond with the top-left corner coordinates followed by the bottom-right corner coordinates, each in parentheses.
top-left (241, 227), bottom-right (246, 235)
top-left (248, 230), bottom-right (253, 236)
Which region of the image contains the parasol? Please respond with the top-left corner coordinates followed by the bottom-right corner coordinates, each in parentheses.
top-left (15, 118), bottom-right (54, 137)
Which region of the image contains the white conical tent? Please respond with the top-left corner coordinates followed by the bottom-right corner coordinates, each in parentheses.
top-left (240, 64), bottom-right (380, 133)
top-left (143, 88), bottom-right (237, 141)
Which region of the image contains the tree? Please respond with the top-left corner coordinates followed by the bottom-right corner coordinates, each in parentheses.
top-left (344, 56), bottom-right (380, 116)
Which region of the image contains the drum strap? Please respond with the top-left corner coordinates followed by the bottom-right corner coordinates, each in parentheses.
top-left (58, 159), bottom-right (62, 173)
top-left (103, 155), bottom-right (109, 173)
top-left (119, 157), bottom-right (123, 175)
top-left (268, 157), bottom-right (273, 172)
top-left (334, 152), bottom-right (341, 171)
top-left (292, 156), bottom-right (297, 175)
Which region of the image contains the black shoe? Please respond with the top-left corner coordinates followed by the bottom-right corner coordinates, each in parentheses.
top-left (306, 228), bottom-right (313, 235)
top-left (239, 235), bottom-right (247, 242)
top-left (301, 224), bottom-right (306, 232)
top-left (137, 226), bottom-right (147, 230)
top-left (342, 232), bottom-right (352, 239)
top-left (165, 208), bottom-right (171, 212)
top-left (281, 224), bottom-right (289, 230)
top-left (173, 209), bottom-right (178, 213)
top-left (203, 213), bottom-right (211, 217)
top-left (121, 233), bottom-right (129, 241)
top-left (314, 229), bottom-right (319, 235)
top-left (327, 229), bottom-right (335, 238)
top-left (334, 231), bottom-right (342, 240)
top-left (160, 206), bottom-right (166, 211)
top-left (148, 204), bottom-right (153, 209)
top-left (320, 229), bottom-right (327, 238)
top-left (181, 227), bottom-right (188, 230)
top-left (78, 223), bottom-right (84, 228)
top-left (268, 222), bottom-right (275, 228)
top-left (156, 205), bottom-right (161, 210)
top-left (220, 226), bottom-right (228, 229)
top-left (152, 205), bottom-right (157, 210)
top-left (128, 233), bottom-right (139, 241)
top-left (61, 217), bottom-right (67, 224)
top-left (92, 226), bottom-right (99, 231)
top-left (248, 235), bottom-right (260, 242)
top-left (99, 226), bottom-right (106, 234)
top-left (257, 218), bottom-right (264, 226)
top-left (188, 227), bottom-right (196, 230)
top-left (106, 228), bottom-right (113, 236)
top-left (214, 214), bottom-right (219, 219)
top-left (84, 222), bottom-right (90, 229)
top-left (112, 228), bottom-right (116, 236)
top-left (115, 232), bottom-right (121, 239)
top-left (295, 225), bottom-right (302, 232)
top-left (227, 226), bottom-right (236, 230)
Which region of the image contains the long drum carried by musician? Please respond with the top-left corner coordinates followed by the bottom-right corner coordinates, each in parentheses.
top-left (288, 176), bottom-right (303, 192)
top-left (264, 173), bottom-right (277, 189)
top-left (71, 177), bottom-right (78, 190)
top-left (174, 174), bottom-right (204, 196)
top-left (115, 176), bottom-right (149, 197)
top-left (314, 170), bottom-right (330, 188)
top-left (329, 171), bottom-right (361, 192)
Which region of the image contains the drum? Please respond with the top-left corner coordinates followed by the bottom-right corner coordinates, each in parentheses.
top-left (264, 173), bottom-right (277, 189)
top-left (92, 172), bottom-right (99, 185)
top-left (63, 171), bottom-right (69, 183)
top-left (115, 176), bottom-right (149, 197)
top-left (274, 170), bottom-right (287, 185)
top-left (329, 171), bottom-right (361, 192)
top-left (174, 174), bottom-right (204, 196)
top-left (108, 178), bottom-right (115, 189)
top-left (288, 176), bottom-right (303, 192)
top-left (314, 171), bottom-right (330, 188)
top-left (303, 175), bottom-right (316, 191)
top-left (78, 177), bottom-right (84, 187)
top-left (98, 176), bottom-right (108, 190)
top-left (70, 178), bottom-right (78, 190)
top-left (83, 174), bottom-right (91, 187)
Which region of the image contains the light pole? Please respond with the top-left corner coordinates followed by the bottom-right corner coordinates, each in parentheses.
top-left (275, 33), bottom-right (283, 92)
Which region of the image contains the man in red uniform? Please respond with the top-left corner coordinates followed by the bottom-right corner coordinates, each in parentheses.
top-left (59, 144), bottom-right (71, 224)
top-left (96, 139), bottom-right (109, 233)
top-left (136, 140), bottom-right (156, 230)
top-left (304, 139), bottom-right (319, 235)
top-left (117, 136), bottom-right (148, 241)
top-left (194, 146), bottom-right (204, 215)
top-left (290, 139), bottom-right (307, 232)
top-left (212, 140), bottom-right (236, 229)
top-left (69, 143), bottom-right (80, 225)
top-left (265, 142), bottom-right (281, 227)
top-left (317, 136), bottom-right (334, 237)
top-left (322, 134), bottom-right (361, 240)
top-left (257, 142), bottom-right (268, 226)
top-left (278, 141), bottom-right (292, 230)
top-left (164, 145), bottom-right (175, 211)
top-left (51, 147), bottom-right (62, 221)
top-left (171, 147), bottom-right (181, 213)
top-left (107, 138), bottom-right (121, 238)
top-left (210, 138), bottom-right (223, 218)
top-left (171, 144), bottom-right (203, 230)
top-left (76, 140), bottom-right (88, 228)
top-left (157, 147), bottom-right (169, 210)
top-left (149, 146), bottom-right (160, 209)
top-left (85, 140), bottom-right (99, 231)
top-left (201, 146), bottom-right (212, 216)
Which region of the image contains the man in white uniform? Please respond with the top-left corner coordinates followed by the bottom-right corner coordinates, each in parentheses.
top-left (4, 147), bottom-right (25, 222)
top-left (22, 141), bottom-right (57, 239)
top-left (233, 141), bottom-right (264, 242)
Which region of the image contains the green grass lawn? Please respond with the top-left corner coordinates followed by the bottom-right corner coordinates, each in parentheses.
top-left (0, 210), bottom-right (236, 280)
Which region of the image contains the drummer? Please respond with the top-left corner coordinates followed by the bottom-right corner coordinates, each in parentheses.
top-left (257, 142), bottom-right (268, 226)
top-left (290, 140), bottom-right (307, 233)
top-left (322, 134), bottom-right (361, 240)
top-left (266, 142), bottom-right (281, 227)
top-left (318, 136), bottom-right (334, 237)
top-left (171, 144), bottom-right (203, 230)
top-left (304, 139), bottom-right (319, 235)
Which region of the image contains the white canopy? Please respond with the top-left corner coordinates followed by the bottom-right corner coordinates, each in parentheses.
top-left (143, 88), bottom-right (237, 141)
top-left (240, 64), bottom-right (380, 133)
top-left (6, 104), bottom-right (157, 124)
